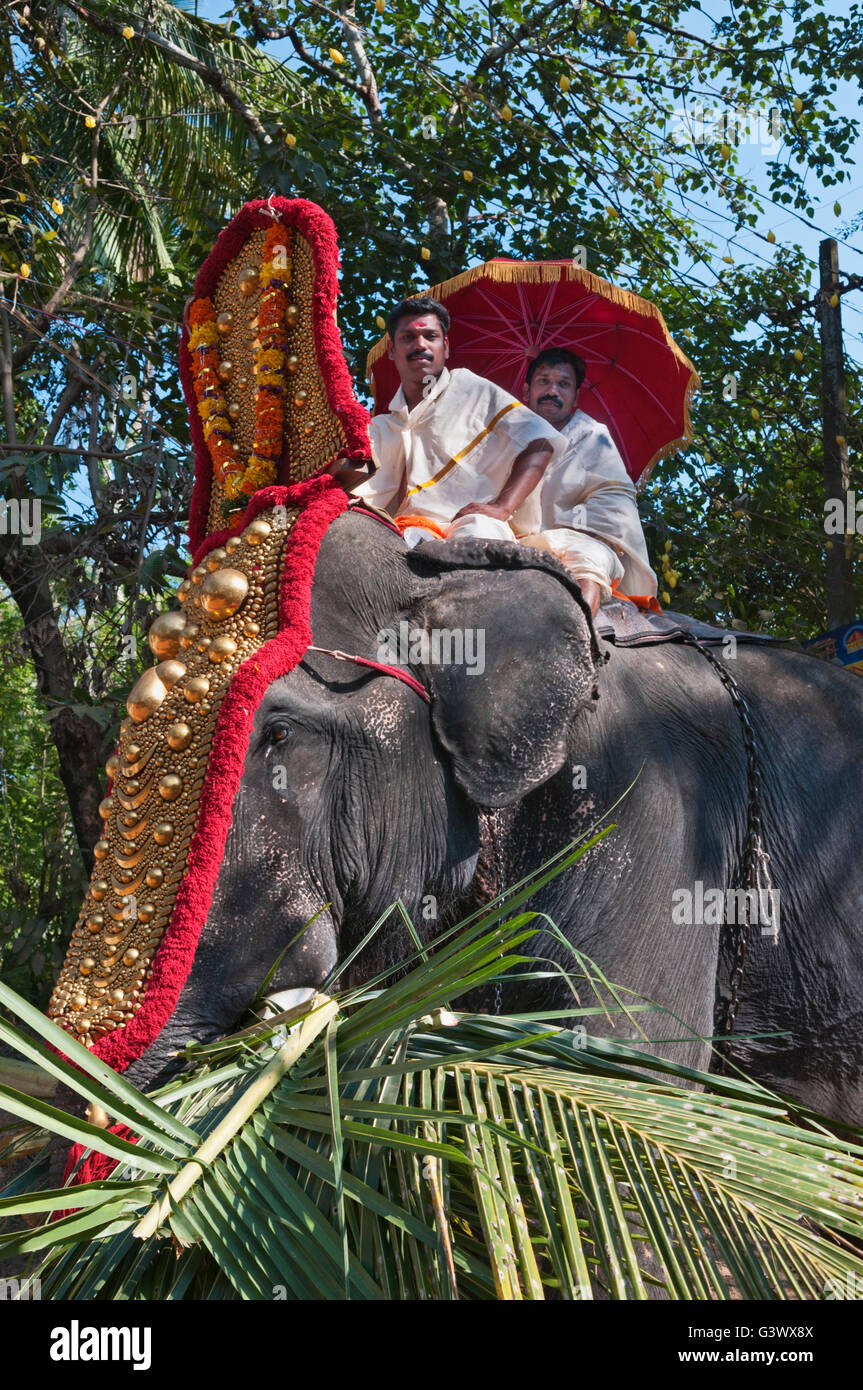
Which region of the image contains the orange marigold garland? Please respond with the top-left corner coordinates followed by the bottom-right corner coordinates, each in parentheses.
top-left (186, 225), bottom-right (294, 504)
top-left (188, 298), bottom-right (244, 496)
top-left (242, 225), bottom-right (293, 496)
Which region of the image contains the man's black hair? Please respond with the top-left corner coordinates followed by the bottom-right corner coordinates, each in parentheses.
top-left (526, 347), bottom-right (586, 390)
top-left (386, 296), bottom-right (450, 340)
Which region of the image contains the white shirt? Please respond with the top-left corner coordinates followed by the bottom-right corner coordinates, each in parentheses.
top-left (536, 409), bottom-right (657, 598)
top-left (356, 367), bottom-right (566, 536)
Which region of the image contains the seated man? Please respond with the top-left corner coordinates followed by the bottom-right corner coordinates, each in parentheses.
top-left (522, 348), bottom-right (657, 616)
top-left (340, 297), bottom-right (566, 544)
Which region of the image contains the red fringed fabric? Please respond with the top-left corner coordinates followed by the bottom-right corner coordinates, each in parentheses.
top-left (180, 198), bottom-right (372, 553)
top-left (90, 475), bottom-right (349, 1076)
top-left (62, 1124), bottom-right (137, 1188)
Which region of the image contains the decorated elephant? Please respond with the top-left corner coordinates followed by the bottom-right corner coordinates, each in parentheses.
top-left (48, 198), bottom-right (863, 1135)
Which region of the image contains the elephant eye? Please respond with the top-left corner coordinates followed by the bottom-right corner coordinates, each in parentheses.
top-left (267, 722), bottom-right (291, 745)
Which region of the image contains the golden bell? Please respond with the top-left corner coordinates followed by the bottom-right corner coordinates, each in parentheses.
top-left (93, 840), bottom-right (109, 861)
top-left (293, 389), bottom-right (308, 409)
top-left (148, 610), bottom-right (187, 660)
top-left (125, 743), bottom-right (141, 761)
top-left (216, 310), bottom-right (234, 335)
top-left (106, 753), bottom-right (120, 778)
top-left (286, 354), bottom-right (299, 374)
top-left (217, 360), bottom-right (234, 382)
top-left (206, 548), bottom-right (228, 571)
top-left (285, 304), bottom-right (299, 326)
top-left (91, 881), bottom-right (108, 901)
top-left (177, 579), bottom-right (191, 601)
top-left (138, 903), bottom-right (156, 924)
top-left (127, 667), bottom-right (167, 723)
top-left (228, 403), bottom-right (241, 421)
top-left (98, 797), bottom-right (114, 820)
top-left (184, 676), bottom-right (211, 703)
top-left (167, 721), bottom-right (193, 751)
top-left (225, 536), bottom-right (242, 553)
top-left (86, 1103), bottom-right (110, 1128)
top-left (155, 659), bottom-right (187, 688)
top-left (145, 866), bottom-right (164, 888)
top-left (154, 823), bottom-right (174, 845)
top-left (191, 564), bottom-right (207, 583)
top-left (180, 624), bottom-right (199, 650)
top-left (200, 568), bottom-right (248, 619)
top-left (238, 266), bottom-right (260, 296)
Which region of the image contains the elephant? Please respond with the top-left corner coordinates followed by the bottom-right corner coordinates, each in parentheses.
top-left (120, 505), bottom-right (863, 1127)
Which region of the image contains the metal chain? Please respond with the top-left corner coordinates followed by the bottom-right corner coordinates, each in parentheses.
top-left (677, 634), bottom-right (776, 1059)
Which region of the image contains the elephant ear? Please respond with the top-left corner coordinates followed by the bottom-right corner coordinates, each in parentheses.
top-left (408, 539), bottom-right (604, 807)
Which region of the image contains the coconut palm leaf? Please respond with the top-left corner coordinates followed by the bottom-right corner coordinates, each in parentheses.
top-left (2, 844), bottom-right (863, 1300)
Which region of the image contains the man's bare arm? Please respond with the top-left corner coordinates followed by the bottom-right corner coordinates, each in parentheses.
top-left (325, 457), bottom-right (375, 490)
top-left (451, 438), bottom-right (554, 522)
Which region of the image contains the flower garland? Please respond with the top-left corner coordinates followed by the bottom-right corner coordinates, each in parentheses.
top-left (187, 224), bottom-right (293, 504)
top-left (243, 224), bottom-right (292, 497)
top-left (187, 300), bottom-right (241, 496)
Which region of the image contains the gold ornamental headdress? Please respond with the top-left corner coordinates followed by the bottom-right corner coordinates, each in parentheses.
top-left (48, 199), bottom-right (370, 1073)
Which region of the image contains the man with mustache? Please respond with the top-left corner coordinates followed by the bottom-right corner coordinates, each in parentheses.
top-left (522, 348), bottom-right (657, 615)
top-left (344, 297), bottom-right (565, 546)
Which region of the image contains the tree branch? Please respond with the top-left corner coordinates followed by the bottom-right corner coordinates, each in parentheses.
top-left (474, 0), bottom-right (578, 74)
top-left (42, 367), bottom-right (87, 448)
top-left (0, 308), bottom-right (18, 446)
top-left (340, 1), bottom-right (382, 125)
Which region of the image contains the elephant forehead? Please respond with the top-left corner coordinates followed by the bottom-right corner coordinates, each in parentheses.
top-left (258, 661), bottom-right (418, 722)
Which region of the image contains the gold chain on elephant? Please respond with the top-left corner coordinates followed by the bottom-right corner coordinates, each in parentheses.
top-left (677, 633), bottom-right (776, 1068)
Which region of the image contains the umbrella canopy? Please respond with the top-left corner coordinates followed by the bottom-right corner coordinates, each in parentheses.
top-left (367, 259), bottom-right (700, 488)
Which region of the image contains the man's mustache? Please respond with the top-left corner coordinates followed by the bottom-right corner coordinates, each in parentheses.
top-left (408, 350), bottom-right (434, 361)
top-left (538, 393), bottom-right (563, 406)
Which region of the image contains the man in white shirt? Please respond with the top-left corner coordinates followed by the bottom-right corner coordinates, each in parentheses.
top-left (522, 348), bottom-right (657, 615)
top-left (338, 297), bottom-right (566, 545)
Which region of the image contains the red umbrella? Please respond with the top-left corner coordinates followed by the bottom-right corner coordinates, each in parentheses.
top-left (366, 259), bottom-right (700, 488)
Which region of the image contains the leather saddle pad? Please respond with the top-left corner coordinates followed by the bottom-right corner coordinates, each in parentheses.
top-left (595, 597), bottom-right (793, 649)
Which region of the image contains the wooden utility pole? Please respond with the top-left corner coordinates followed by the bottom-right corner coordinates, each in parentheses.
top-left (819, 238), bottom-right (856, 629)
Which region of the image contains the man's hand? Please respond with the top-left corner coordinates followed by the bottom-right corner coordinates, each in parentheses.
top-left (579, 579), bottom-right (602, 617)
top-left (451, 501), bottom-right (511, 523)
top-left (325, 458), bottom-right (374, 491)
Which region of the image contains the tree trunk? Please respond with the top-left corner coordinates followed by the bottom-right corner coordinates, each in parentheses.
top-left (0, 546), bottom-right (107, 873)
